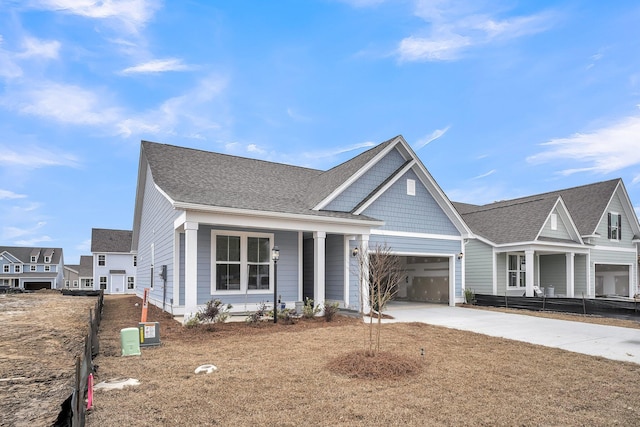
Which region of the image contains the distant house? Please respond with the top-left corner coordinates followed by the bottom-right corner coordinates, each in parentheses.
top-left (456, 179), bottom-right (640, 299)
top-left (0, 246), bottom-right (64, 290)
top-left (91, 228), bottom-right (137, 294)
top-left (63, 255), bottom-right (94, 290)
top-left (131, 136), bottom-right (470, 320)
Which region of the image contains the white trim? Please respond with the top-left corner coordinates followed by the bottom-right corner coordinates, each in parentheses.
top-left (313, 137), bottom-right (403, 210)
top-left (210, 230), bottom-right (275, 295)
top-left (370, 229), bottom-right (462, 241)
top-left (352, 160), bottom-right (416, 215)
top-left (173, 229), bottom-right (180, 309)
top-left (298, 231), bottom-right (303, 301)
top-left (343, 235), bottom-right (350, 307)
top-left (173, 201), bottom-right (384, 229)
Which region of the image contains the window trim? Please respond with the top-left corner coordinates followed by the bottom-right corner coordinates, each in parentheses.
top-left (506, 253), bottom-right (526, 289)
top-left (607, 212), bottom-right (622, 241)
top-left (97, 254), bottom-right (106, 266)
top-left (99, 276), bottom-right (107, 290)
top-left (30, 256), bottom-right (37, 263)
top-left (65, 279), bottom-right (70, 287)
top-left (14, 264), bottom-right (21, 273)
top-left (210, 230), bottom-right (274, 295)
top-left (44, 256), bottom-right (51, 264)
top-left (3, 265), bottom-right (9, 273)
top-left (30, 265), bottom-right (37, 272)
top-left (127, 276), bottom-right (135, 290)
top-left (44, 265), bottom-right (51, 272)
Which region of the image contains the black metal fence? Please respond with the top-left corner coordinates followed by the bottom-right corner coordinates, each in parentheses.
top-left (55, 291), bottom-right (104, 427)
top-left (474, 293), bottom-right (640, 321)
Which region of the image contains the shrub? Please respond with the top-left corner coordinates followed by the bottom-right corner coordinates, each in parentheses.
top-left (194, 299), bottom-right (232, 324)
top-left (463, 288), bottom-right (475, 305)
top-left (323, 301), bottom-right (340, 322)
top-left (278, 308), bottom-right (296, 325)
top-left (246, 302), bottom-right (267, 325)
top-left (302, 297), bottom-right (321, 319)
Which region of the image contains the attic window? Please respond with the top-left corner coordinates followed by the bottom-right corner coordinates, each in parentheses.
top-left (551, 213), bottom-right (558, 231)
top-left (30, 256), bottom-right (37, 263)
top-left (608, 213), bottom-right (622, 240)
top-left (44, 256), bottom-right (50, 264)
top-left (407, 179), bottom-right (416, 196)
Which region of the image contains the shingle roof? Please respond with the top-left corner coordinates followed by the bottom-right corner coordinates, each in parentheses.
top-left (91, 228), bottom-right (133, 253)
top-left (454, 179), bottom-right (622, 244)
top-left (0, 246), bottom-right (63, 264)
top-left (141, 138), bottom-right (397, 221)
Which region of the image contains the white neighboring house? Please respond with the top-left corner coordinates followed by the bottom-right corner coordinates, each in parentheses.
top-left (91, 228), bottom-right (137, 294)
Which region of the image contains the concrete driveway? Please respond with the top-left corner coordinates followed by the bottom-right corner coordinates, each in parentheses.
top-left (382, 301), bottom-right (640, 365)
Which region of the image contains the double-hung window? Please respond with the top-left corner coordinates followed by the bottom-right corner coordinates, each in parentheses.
top-left (212, 231), bottom-right (273, 293)
top-left (98, 254), bottom-right (106, 266)
top-left (507, 254), bottom-right (526, 288)
top-left (14, 265), bottom-right (21, 273)
top-left (608, 213), bottom-right (622, 240)
top-left (99, 276), bottom-right (107, 290)
top-left (30, 265), bottom-right (37, 272)
top-left (127, 277), bottom-right (135, 290)
top-left (3, 265), bottom-right (9, 273)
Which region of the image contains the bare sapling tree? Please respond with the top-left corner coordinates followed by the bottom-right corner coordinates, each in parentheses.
top-left (354, 242), bottom-right (406, 355)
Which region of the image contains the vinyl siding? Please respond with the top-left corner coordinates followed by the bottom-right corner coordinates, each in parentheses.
top-left (539, 254), bottom-right (566, 295)
top-left (325, 148), bottom-right (406, 212)
top-left (362, 169), bottom-right (459, 235)
top-left (539, 209), bottom-right (573, 240)
top-left (136, 166), bottom-right (181, 306)
top-left (464, 239), bottom-right (493, 295)
top-left (496, 253), bottom-right (506, 295)
top-left (325, 234), bottom-right (345, 301)
top-left (197, 226), bottom-right (299, 307)
top-left (574, 254), bottom-right (588, 296)
top-left (594, 191), bottom-right (635, 248)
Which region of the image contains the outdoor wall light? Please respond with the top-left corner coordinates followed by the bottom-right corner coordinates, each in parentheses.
top-left (457, 252), bottom-right (464, 260)
top-left (271, 246), bottom-right (280, 262)
top-left (352, 247), bottom-right (359, 257)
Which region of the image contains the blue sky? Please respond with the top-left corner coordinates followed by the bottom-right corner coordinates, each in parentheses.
top-left (1, 0), bottom-right (640, 264)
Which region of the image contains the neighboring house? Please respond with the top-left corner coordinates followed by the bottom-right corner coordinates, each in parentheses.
top-left (456, 179), bottom-right (640, 299)
top-left (91, 228), bottom-right (137, 295)
top-left (131, 136), bottom-right (470, 319)
top-left (63, 256), bottom-right (94, 290)
top-left (0, 246), bottom-right (64, 290)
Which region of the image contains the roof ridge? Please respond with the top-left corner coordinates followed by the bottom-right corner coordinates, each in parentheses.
top-left (462, 196), bottom-right (551, 214)
top-left (142, 140), bottom-right (323, 173)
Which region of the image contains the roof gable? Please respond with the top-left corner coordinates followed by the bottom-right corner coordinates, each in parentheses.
top-left (0, 246), bottom-right (63, 264)
top-left (536, 197), bottom-right (582, 244)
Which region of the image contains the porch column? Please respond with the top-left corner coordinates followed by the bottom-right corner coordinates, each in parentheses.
top-left (313, 231), bottom-right (326, 313)
top-left (566, 252), bottom-right (575, 298)
top-left (184, 221), bottom-right (199, 322)
top-left (525, 249), bottom-right (535, 297)
top-left (360, 234), bottom-right (370, 313)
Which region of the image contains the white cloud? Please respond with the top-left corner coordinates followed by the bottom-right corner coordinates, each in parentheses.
top-left (17, 36), bottom-right (60, 59)
top-left (15, 235), bottom-right (53, 246)
top-left (3, 221), bottom-right (46, 239)
top-left (247, 144), bottom-right (266, 155)
top-left (397, 1), bottom-right (554, 62)
top-left (116, 74), bottom-right (228, 138)
top-left (0, 145), bottom-right (80, 168)
top-left (472, 169), bottom-right (496, 180)
top-left (527, 115), bottom-right (640, 175)
top-left (121, 58), bottom-right (194, 74)
top-left (27, 0), bottom-right (161, 33)
top-left (75, 239), bottom-right (91, 252)
top-left (286, 108), bottom-right (312, 122)
top-left (0, 189), bottom-right (27, 199)
top-left (304, 141), bottom-right (376, 160)
top-left (413, 125), bottom-right (450, 149)
top-left (3, 81), bottom-right (121, 126)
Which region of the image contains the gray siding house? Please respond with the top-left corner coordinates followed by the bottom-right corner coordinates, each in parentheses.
top-left (456, 179), bottom-right (640, 299)
top-left (64, 255), bottom-right (94, 290)
top-left (91, 228), bottom-right (137, 295)
top-left (0, 246), bottom-right (64, 290)
top-left (131, 135), bottom-right (470, 320)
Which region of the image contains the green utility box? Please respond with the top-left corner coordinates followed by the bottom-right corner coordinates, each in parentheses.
top-left (120, 327), bottom-right (141, 356)
top-left (138, 322), bottom-right (161, 347)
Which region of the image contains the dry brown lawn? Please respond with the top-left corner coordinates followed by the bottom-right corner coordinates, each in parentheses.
top-left (0, 291), bottom-right (97, 427)
top-left (86, 295), bottom-right (640, 426)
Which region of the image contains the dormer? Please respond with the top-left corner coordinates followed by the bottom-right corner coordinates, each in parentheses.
top-left (43, 248), bottom-right (54, 264)
top-left (30, 248), bottom-right (40, 263)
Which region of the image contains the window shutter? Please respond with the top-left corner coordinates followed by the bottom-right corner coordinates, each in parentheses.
top-left (607, 213), bottom-right (612, 239)
top-left (618, 214), bottom-right (622, 240)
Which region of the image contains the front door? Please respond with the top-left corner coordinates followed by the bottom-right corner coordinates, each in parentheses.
top-left (110, 274), bottom-right (125, 294)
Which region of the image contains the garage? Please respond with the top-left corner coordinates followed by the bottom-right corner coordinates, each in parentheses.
top-left (396, 256), bottom-right (450, 303)
top-left (595, 264), bottom-right (630, 297)
top-left (24, 281), bottom-right (52, 290)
